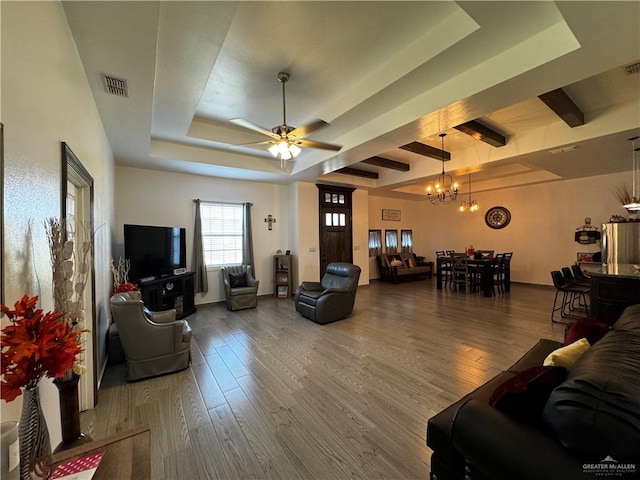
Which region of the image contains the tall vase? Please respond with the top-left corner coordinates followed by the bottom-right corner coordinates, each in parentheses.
top-left (19, 381), bottom-right (52, 480)
top-left (53, 374), bottom-right (82, 446)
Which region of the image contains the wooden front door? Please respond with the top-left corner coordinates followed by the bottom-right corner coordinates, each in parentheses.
top-left (317, 185), bottom-right (354, 276)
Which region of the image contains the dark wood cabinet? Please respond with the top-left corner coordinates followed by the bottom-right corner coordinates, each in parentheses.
top-left (590, 267), bottom-right (640, 324)
top-left (138, 272), bottom-right (196, 319)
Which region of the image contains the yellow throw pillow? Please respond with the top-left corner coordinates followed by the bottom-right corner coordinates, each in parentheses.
top-left (543, 338), bottom-right (590, 368)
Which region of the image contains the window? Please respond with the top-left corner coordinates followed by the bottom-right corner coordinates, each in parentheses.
top-left (200, 202), bottom-right (244, 266)
top-left (385, 230), bottom-right (398, 253)
top-left (325, 212), bottom-right (346, 227)
top-left (368, 230), bottom-right (382, 257)
top-left (401, 229), bottom-right (413, 253)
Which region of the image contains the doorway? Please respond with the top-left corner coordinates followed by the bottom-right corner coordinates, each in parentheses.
top-left (317, 185), bottom-right (355, 276)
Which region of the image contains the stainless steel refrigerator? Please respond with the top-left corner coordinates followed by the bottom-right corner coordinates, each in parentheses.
top-left (601, 222), bottom-right (640, 265)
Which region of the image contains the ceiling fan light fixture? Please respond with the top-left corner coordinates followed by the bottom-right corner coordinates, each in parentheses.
top-left (269, 139), bottom-right (301, 167)
top-left (289, 143), bottom-right (301, 157)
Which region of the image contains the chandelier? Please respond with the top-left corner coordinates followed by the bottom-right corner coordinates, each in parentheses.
top-left (622, 136), bottom-right (640, 211)
top-left (459, 173), bottom-right (479, 212)
top-left (426, 133), bottom-right (459, 204)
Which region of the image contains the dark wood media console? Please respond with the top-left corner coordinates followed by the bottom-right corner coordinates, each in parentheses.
top-left (138, 272), bottom-right (196, 319)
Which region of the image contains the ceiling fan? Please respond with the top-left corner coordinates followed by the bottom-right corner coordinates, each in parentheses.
top-left (230, 72), bottom-right (342, 167)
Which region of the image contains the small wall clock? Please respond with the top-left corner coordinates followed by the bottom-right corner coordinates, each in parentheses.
top-left (485, 206), bottom-right (511, 229)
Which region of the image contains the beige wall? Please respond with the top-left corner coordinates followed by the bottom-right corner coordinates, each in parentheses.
top-left (369, 171), bottom-right (630, 285)
top-left (1, 1), bottom-right (115, 440)
top-left (114, 166), bottom-right (292, 304)
top-left (367, 195), bottom-right (428, 279)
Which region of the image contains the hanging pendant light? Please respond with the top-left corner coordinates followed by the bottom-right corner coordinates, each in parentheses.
top-left (459, 173), bottom-right (479, 212)
top-left (622, 136), bottom-right (640, 211)
top-left (426, 133), bottom-right (459, 204)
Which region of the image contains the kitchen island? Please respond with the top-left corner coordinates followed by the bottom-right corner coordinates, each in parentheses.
top-left (590, 263), bottom-right (640, 324)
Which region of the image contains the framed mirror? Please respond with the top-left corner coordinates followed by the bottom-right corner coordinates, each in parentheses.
top-left (61, 142), bottom-right (97, 408)
top-left (1, 123), bottom-right (4, 306)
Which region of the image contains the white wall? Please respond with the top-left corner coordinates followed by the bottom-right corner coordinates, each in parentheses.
top-left (367, 196), bottom-right (428, 279)
top-left (292, 182), bottom-right (370, 286)
top-left (411, 171), bottom-right (629, 285)
top-left (352, 189), bottom-right (370, 281)
top-left (2, 1), bottom-right (115, 442)
top-left (114, 166), bottom-right (291, 303)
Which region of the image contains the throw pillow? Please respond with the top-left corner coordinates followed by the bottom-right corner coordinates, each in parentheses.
top-left (543, 338), bottom-right (590, 368)
top-left (564, 317), bottom-right (610, 346)
top-left (489, 366), bottom-right (567, 421)
top-left (229, 272), bottom-right (248, 288)
top-left (390, 259), bottom-right (404, 267)
top-left (405, 257), bottom-right (415, 268)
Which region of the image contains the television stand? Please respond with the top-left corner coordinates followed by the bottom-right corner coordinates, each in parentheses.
top-left (137, 272), bottom-right (196, 319)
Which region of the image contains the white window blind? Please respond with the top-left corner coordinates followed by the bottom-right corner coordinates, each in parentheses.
top-left (200, 202), bottom-right (244, 266)
top-left (401, 230), bottom-right (413, 253)
top-left (368, 230), bottom-right (382, 257)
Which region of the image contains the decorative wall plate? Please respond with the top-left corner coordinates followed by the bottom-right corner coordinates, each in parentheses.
top-left (485, 206), bottom-right (511, 229)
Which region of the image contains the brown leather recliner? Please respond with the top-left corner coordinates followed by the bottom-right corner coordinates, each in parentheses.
top-left (295, 263), bottom-right (361, 324)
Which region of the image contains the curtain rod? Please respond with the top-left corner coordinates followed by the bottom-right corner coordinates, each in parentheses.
top-left (193, 199), bottom-right (253, 206)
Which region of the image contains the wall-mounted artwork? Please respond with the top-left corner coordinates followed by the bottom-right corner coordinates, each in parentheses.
top-left (382, 209), bottom-right (401, 221)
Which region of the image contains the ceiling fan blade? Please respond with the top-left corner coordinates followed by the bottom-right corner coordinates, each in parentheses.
top-left (290, 119), bottom-right (329, 138)
top-left (298, 139), bottom-right (342, 151)
top-left (237, 140), bottom-right (274, 147)
top-left (230, 118), bottom-right (280, 139)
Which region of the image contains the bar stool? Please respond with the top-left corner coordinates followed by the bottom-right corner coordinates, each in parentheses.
top-left (550, 270), bottom-right (590, 323)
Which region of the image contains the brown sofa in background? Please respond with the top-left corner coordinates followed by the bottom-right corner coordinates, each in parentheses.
top-left (376, 253), bottom-right (433, 283)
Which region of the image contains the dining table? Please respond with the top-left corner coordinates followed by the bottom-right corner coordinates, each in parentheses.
top-left (436, 255), bottom-right (510, 297)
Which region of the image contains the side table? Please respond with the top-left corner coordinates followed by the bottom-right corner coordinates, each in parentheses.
top-left (51, 425), bottom-right (150, 480)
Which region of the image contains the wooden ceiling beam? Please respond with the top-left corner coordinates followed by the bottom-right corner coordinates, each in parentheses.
top-left (538, 88), bottom-right (584, 127)
top-left (399, 142), bottom-right (450, 161)
top-left (454, 120), bottom-right (506, 147)
top-left (335, 167), bottom-right (379, 179)
top-left (362, 156), bottom-right (410, 172)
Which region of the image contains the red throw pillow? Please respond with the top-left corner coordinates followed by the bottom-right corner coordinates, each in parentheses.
top-left (564, 317), bottom-right (610, 346)
top-left (489, 366), bottom-right (567, 421)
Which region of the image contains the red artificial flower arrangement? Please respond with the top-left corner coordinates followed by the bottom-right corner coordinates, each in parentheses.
top-left (0, 295), bottom-right (84, 402)
top-left (112, 282), bottom-right (139, 296)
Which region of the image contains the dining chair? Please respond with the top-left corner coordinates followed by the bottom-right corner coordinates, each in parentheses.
top-left (451, 253), bottom-right (470, 292)
top-left (436, 251), bottom-right (453, 287)
top-left (493, 252), bottom-right (513, 294)
top-left (491, 253), bottom-right (505, 295)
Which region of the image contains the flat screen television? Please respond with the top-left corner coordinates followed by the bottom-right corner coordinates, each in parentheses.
top-left (124, 224), bottom-right (186, 281)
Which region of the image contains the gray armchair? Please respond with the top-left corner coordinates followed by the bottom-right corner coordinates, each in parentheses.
top-left (110, 291), bottom-right (192, 381)
top-left (295, 262), bottom-right (361, 324)
top-left (220, 265), bottom-right (259, 311)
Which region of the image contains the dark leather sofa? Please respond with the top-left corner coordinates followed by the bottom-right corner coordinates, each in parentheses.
top-left (427, 304), bottom-right (640, 480)
top-left (295, 262), bottom-right (361, 324)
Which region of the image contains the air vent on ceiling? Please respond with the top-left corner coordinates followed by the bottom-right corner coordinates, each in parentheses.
top-left (549, 145), bottom-right (578, 154)
top-left (102, 74), bottom-right (129, 97)
top-left (625, 62), bottom-right (640, 75)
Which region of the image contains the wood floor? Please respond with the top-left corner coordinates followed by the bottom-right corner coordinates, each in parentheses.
top-left (80, 280), bottom-right (566, 480)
